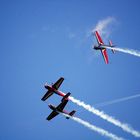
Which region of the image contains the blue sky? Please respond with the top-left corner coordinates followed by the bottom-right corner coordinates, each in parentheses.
top-left (1, 0), bottom-right (140, 140)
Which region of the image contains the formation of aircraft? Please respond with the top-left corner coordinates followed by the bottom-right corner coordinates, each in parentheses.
top-left (41, 77), bottom-right (75, 121)
top-left (41, 30), bottom-right (116, 122)
top-left (93, 31), bottom-right (115, 64)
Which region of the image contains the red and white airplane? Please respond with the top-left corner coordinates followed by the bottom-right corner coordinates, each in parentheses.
top-left (93, 31), bottom-right (115, 64)
top-left (41, 77), bottom-right (68, 101)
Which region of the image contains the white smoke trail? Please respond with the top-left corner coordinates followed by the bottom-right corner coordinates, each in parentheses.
top-left (95, 94), bottom-right (140, 108)
top-left (69, 96), bottom-right (140, 137)
top-left (104, 46), bottom-right (140, 57)
top-left (92, 17), bottom-right (116, 38)
top-left (62, 113), bottom-right (125, 140)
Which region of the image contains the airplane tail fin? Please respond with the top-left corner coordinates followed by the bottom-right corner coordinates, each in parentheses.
top-left (109, 40), bottom-right (115, 53)
top-left (66, 110), bottom-right (76, 119)
top-left (61, 92), bottom-right (71, 102)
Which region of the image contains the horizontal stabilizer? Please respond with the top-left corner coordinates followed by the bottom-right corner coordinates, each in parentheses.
top-left (61, 92), bottom-right (71, 102)
top-left (66, 110), bottom-right (76, 119)
top-left (109, 40), bottom-right (115, 53)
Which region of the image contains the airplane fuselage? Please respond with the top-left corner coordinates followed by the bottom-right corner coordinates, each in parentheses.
top-left (94, 45), bottom-right (105, 50)
top-left (48, 104), bottom-right (68, 114)
top-left (45, 84), bottom-right (66, 97)
top-left (94, 44), bottom-right (114, 50)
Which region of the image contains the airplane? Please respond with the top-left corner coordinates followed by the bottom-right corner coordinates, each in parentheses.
top-left (41, 77), bottom-right (67, 101)
top-left (93, 30), bottom-right (115, 64)
top-left (46, 92), bottom-right (76, 121)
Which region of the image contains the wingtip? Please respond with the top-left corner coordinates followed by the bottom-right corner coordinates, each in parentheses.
top-left (60, 77), bottom-right (64, 80)
top-left (41, 97), bottom-right (46, 101)
top-left (46, 118), bottom-right (50, 121)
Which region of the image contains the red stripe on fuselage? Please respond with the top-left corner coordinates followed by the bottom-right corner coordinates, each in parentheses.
top-left (46, 85), bottom-right (66, 97)
top-left (63, 110), bottom-right (69, 114)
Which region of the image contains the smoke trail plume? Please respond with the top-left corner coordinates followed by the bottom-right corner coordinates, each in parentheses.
top-left (69, 96), bottom-right (140, 137)
top-left (104, 46), bottom-right (140, 58)
top-left (92, 17), bottom-right (116, 38)
top-left (62, 113), bottom-right (125, 140)
top-left (95, 94), bottom-right (140, 107)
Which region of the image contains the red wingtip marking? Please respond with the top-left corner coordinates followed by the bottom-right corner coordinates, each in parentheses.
top-left (102, 49), bottom-right (109, 64)
top-left (95, 31), bottom-right (104, 45)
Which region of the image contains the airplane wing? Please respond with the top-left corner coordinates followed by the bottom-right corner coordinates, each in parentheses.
top-left (47, 111), bottom-right (59, 121)
top-left (46, 100), bottom-right (68, 121)
top-left (57, 99), bottom-right (68, 111)
top-left (41, 91), bottom-right (53, 101)
top-left (101, 49), bottom-right (109, 64)
top-left (52, 77), bottom-right (64, 90)
top-left (95, 31), bottom-right (104, 45)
